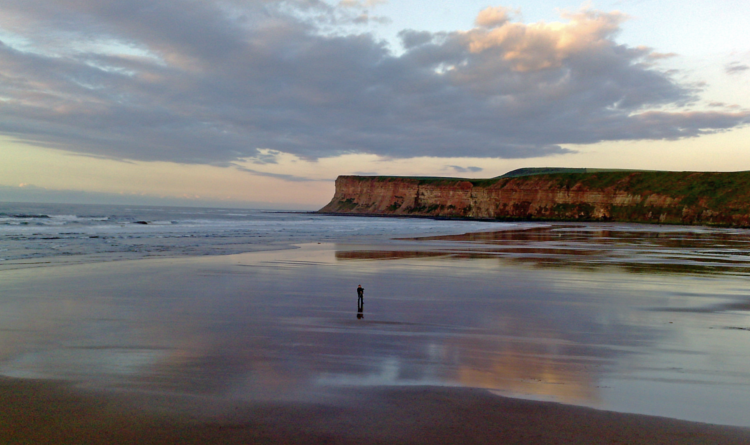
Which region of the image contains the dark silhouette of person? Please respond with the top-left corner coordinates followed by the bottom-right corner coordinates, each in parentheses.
top-left (357, 284), bottom-right (364, 311)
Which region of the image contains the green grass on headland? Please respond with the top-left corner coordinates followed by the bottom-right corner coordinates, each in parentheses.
top-left (499, 167), bottom-right (652, 178)
top-left (348, 167), bottom-right (652, 186)
top-left (536, 170), bottom-right (750, 209)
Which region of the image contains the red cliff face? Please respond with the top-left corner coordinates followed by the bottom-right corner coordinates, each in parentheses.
top-left (318, 172), bottom-right (750, 227)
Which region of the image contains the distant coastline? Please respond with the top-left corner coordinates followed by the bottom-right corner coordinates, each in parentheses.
top-left (318, 168), bottom-right (750, 227)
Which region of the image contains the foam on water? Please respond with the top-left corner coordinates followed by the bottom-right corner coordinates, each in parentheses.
top-left (0, 202), bottom-right (515, 266)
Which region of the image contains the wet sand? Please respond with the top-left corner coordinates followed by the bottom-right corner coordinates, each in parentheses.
top-left (3, 377), bottom-right (749, 444)
top-left (2, 223), bottom-right (750, 442)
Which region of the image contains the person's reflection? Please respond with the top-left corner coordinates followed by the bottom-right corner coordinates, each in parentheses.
top-left (357, 284), bottom-right (364, 319)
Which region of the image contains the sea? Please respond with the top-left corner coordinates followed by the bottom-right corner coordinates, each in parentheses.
top-left (0, 202), bottom-right (505, 266)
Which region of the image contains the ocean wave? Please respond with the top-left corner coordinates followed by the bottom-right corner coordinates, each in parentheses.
top-left (0, 203), bottom-right (510, 264)
top-left (0, 213), bottom-right (50, 218)
top-left (0, 214), bottom-right (110, 226)
top-left (132, 220), bottom-right (174, 225)
top-left (50, 214), bottom-right (109, 222)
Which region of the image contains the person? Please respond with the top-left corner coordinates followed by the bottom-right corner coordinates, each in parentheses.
top-left (357, 284), bottom-right (364, 310)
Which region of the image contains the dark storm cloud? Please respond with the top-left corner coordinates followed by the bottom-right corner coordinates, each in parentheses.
top-left (0, 1), bottom-right (747, 165)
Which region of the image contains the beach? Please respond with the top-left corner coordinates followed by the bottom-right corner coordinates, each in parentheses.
top-left (2, 205), bottom-right (750, 442)
top-left (4, 0), bottom-right (750, 440)
top-left (3, 380), bottom-right (750, 444)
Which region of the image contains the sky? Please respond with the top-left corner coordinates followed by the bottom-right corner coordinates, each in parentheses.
top-left (0, 0), bottom-right (748, 209)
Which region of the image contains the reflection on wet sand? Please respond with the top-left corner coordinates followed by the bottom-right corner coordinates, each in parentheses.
top-left (404, 225), bottom-right (750, 249)
top-left (1, 224), bottom-right (750, 426)
top-left (450, 328), bottom-right (602, 405)
top-left (337, 250), bottom-right (450, 261)
top-left (0, 248), bottom-right (651, 404)
top-left (344, 224), bottom-right (750, 276)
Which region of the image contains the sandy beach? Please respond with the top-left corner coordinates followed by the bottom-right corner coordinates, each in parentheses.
top-left (2, 221), bottom-right (750, 443)
top-left (3, 378), bottom-right (750, 444)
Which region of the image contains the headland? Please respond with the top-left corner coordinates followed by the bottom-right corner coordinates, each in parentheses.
top-left (318, 168), bottom-right (750, 226)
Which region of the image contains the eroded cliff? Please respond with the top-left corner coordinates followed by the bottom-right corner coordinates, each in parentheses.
top-left (318, 171), bottom-right (750, 226)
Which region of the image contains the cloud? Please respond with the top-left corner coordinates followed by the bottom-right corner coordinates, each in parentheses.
top-left (248, 149), bottom-right (282, 165)
top-left (447, 165), bottom-right (483, 173)
top-left (726, 62), bottom-right (749, 75)
top-left (463, 9), bottom-right (630, 71)
top-left (0, 1), bottom-right (747, 166)
top-left (708, 102), bottom-right (740, 109)
top-left (17, 182), bottom-right (41, 189)
top-left (339, 0), bottom-right (387, 8)
top-left (646, 52), bottom-right (678, 60)
top-left (398, 30), bottom-right (434, 49)
top-left (231, 164), bottom-right (326, 182)
top-left (475, 6), bottom-right (513, 28)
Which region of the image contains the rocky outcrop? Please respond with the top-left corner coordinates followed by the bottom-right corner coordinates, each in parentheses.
top-left (318, 171), bottom-right (750, 226)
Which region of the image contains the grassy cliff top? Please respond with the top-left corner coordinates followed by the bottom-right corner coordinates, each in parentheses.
top-left (344, 167), bottom-right (648, 184)
top-left (500, 167), bottom-right (651, 178)
top-left (342, 169), bottom-right (750, 208)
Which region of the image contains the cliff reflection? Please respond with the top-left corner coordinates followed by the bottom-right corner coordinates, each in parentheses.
top-left (340, 225), bottom-right (750, 276)
top-left (3, 232), bottom-right (749, 420)
top-left (404, 225), bottom-right (750, 250)
top-left (336, 251), bottom-right (449, 261)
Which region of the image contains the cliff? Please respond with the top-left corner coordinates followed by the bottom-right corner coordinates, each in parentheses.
top-left (317, 170), bottom-right (750, 227)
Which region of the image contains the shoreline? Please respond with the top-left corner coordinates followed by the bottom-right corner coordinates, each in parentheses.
top-left (2, 378), bottom-right (749, 444)
top-left (316, 210), bottom-right (750, 229)
top-left (1, 218), bottom-right (722, 273)
top-left (0, 204), bottom-right (508, 272)
top-left (0, 242), bottom-right (300, 272)
top-left (3, 223), bottom-right (750, 438)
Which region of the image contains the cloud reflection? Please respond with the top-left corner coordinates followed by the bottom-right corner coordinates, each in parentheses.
top-left (1, 226), bottom-right (750, 422)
